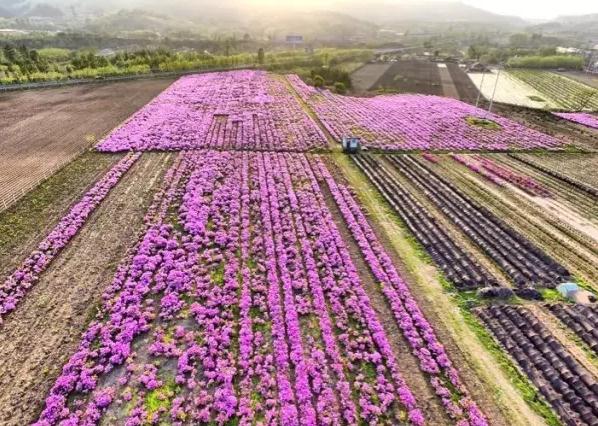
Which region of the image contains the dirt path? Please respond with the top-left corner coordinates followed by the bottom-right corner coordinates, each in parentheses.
top-left (331, 153), bottom-right (547, 426)
top-left (437, 64), bottom-right (460, 99)
top-left (317, 174), bottom-right (450, 424)
top-left (0, 153), bottom-right (172, 425)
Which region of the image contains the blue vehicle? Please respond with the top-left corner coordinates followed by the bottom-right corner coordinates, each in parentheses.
top-left (342, 136), bottom-right (361, 154)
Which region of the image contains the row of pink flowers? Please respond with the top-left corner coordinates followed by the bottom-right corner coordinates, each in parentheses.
top-left (0, 152), bottom-right (140, 324)
top-left (33, 151), bottom-right (487, 425)
top-left (287, 74), bottom-right (565, 151)
top-left (553, 112), bottom-right (598, 129)
top-left (96, 71), bottom-right (328, 152)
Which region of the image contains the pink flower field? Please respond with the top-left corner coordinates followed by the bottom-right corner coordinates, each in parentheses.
top-left (288, 75), bottom-right (566, 151)
top-left (553, 112), bottom-right (598, 130)
top-left (96, 71), bottom-right (329, 152)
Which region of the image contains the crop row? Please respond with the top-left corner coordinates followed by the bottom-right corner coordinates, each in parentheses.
top-left (96, 71), bottom-right (328, 152)
top-left (0, 152), bottom-right (141, 324)
top-left (33, 151), bottom-right (485, 425)
top-left (509, 154), bottom-right (598, 198)
top-left (386, 155), bottom-right (570, 289)
top-left (476, 305), bottom-right (598, 425)
top-left (287, 74), bottom-right (564, 151)
top-left (450, 155), bottom-right (505, 186)
top-left (547, 304), bottom-right (598, 356)
top-left (508, 70), bottom-right (598, 111)
top-left (352, 154), bottom-right (498, 290)
top-left (554, 112), bottom-right (598, 129)
top-left (474, 156), bottom-right (551, 197)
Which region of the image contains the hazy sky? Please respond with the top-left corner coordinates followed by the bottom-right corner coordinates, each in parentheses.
top-left (462, 0), bottom-right (596, 20)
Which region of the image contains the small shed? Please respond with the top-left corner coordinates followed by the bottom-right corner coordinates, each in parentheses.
top-left (342, 136), bottom-right (362, 154)
top-left (557, 282), bottom-right (579, 299)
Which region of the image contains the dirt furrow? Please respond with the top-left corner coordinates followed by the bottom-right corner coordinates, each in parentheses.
top-left (0, 152), bottom-right (172, 425)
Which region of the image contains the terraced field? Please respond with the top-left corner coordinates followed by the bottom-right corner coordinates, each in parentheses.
top-left (508, 70), bottom-right (598, 111)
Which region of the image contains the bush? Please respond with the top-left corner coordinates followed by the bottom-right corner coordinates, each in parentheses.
top-left (334, 81), bottom-right (347, 94)
top-left (313, 75), bottom-right (325, 88)
top-left (507, 55), bottom-right (584, 70)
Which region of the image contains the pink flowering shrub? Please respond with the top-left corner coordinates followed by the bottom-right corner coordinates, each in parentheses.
top-left (34, 151), bottom-right (487, 425)
top-left (288, 74), bottom-right (566, 151)
top-left (96, 71), bottom-right (328, 152)
top-left (553, 112), bottom-right (598, 129)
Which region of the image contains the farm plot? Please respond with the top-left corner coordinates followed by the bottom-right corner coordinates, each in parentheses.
top-left (467, 71), bottom-right (558, 109)
top-left (371, 60), bottom-right (443, 96)
top-left (0, 152), bottom-right (141, 321)
top-left (432, 154), bottom-right (598, 288)
top-left (476, 305), bottom-right (598, 426)
top-left (288, 74), bottom-right (565, 151)
top-left (502, 155), bottom-right (598, 221)
top-left (29, 150), bottom-right (487, 426)
top-left (350, 63), bottom-right (392, 93)
top-left (557, 71), bottom-right (598, 90)
top-left (513, 153), bottom-right (598, 189)
top-left (351, 154), bottom-right (499, 290)
top-left (508, 70), bottom-right (598, 111)
top-left (446, 64), bottom-right (481, 104)
top-left (0, 78), bottom-right (174, 211)
top-left (385, 155), bottom-right (571, 290)
top-left (547, 304), bottom-right (598, 355)
top-left (96, 71), bottom-right (328, 152)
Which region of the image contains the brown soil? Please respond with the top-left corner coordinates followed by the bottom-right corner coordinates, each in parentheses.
top-left (350, 63), bottom-right (393, 94)
top-left (0, 152), bottom-right (122, 281)
top-left (0, 153), bottom-right (172, 425)
top-left (0, 78), bottom-right (175, 209)
top-left (372, 60), bottom-right (443, 96)
top-left (437, 65), bottom-right (460, 99)
top-left (446, 64), bottom-right (481, 104)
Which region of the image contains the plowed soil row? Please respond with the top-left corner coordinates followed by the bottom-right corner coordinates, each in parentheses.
top-left (0, 78), bottom-right (174, 209)
top-left (0, 153), bottom-right (173, 425)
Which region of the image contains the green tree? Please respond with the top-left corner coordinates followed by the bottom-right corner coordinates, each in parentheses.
top-left (257, 48), bottom-right (265, 65)
top-left (313, 75), bottom-right (325, 88)
top-left (334, 81), bottom-right (347, 94)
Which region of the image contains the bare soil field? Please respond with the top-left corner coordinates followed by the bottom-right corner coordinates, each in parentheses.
top-left (371, 60), bottom-right (443, 96)
top-left (0, 78), bottom-right (174, 210)
top-left (0, 152), bottom-right (172, 425)
top-left (446, 63), bottom-right (480, 103)
top-left (350, 63), bottom-right (392, 93)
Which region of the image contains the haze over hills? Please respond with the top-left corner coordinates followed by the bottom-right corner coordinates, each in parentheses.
top-left (1, 0), bottom-right (527, 25)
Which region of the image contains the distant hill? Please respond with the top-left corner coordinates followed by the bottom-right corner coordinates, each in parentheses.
top-left (338, 1), bottom-right (526, 25)
top-left (530, 14), bottom-right (598, 37)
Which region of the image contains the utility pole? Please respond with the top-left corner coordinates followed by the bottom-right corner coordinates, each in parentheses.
top-left (488, 64), bottom-right (502, 113)
top-left (475, 68), bottom-right (485, 108)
